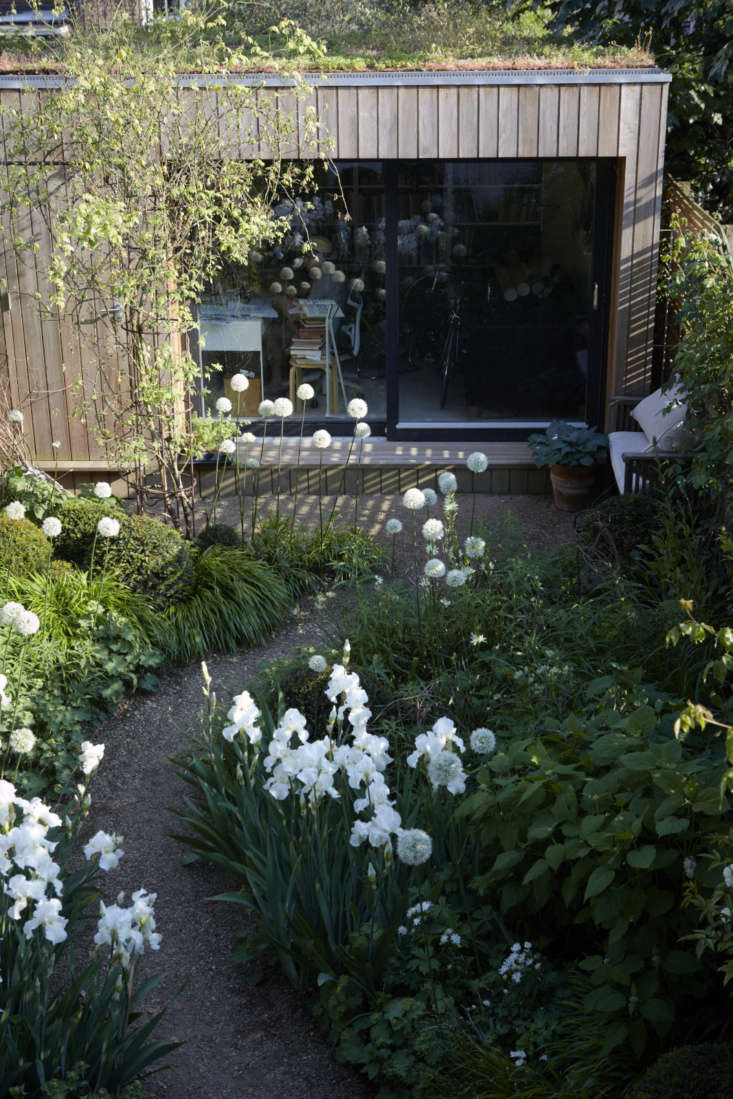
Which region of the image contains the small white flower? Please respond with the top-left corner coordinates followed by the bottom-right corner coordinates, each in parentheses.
top-left (10, 727), bottom-right (36, 754)
top-left (96, 517), bottom-right (120, 538)
top-left (385, 518), bottom-right (403, 535)
top-left (424, 558), bottom-right (446, 579)
top-left (438, 471), bottom-right (457, 495)
top-left (8, 409), bottom-right (24, 423)
top-left (354, 421), bottom-right (371, 439)
top-left (308, 655), bottom-right (327, 673)
top-left (470, 632), bottom-right (486, 646)
top-left (215, 396), bottom-right (232, 414)
top-left (79, 740), bottom-right (105, 775)
top-left (683, 856), bottom-right (697, 879)
top-left (446, 569), bottom-right (467, 588)
top-left (403, 488), bottom-right (426, 511)
top-left (312, 429), bottom-right (332, 449)
top-left (84, 830), bottom-right (124, 871)
top-left (397, 829), bottom-right (433, 866)
top-left (258, 400), bottom-right (275, 418)
top-left (297, 383), bottom-right (315, 401)
top-left (467, 451), bottom-right (489, 474)
top-left (422, 488), bottom-right (438, 506)
top-left (347, 398), bottom-right (368, 420)
top-left (439, 928), bottom-right (462, 946)
top-left (229, 373), bottom-right (250, 393)
top-left (42, 516), bottom-right (62, 538)
top-left (269, 281), bottom-right (283, 294)
top-left (510, 1050), bottom-right (527, 1067)
top-left (723, 864), bottom-right (733, 889)
top-left (219, 439), bottom-right (236, 456)
top-left (51, 440), bottom-right (61, 449)
top-left (93, 481), bottom-right (112, 499)
top-left (273, 397), bottom-right (294, 418)
top-left (422, 518), bottom-right (445, 542)
top-left (470, 727), bottom-right (496, 755)
top-left (15, 610), bottom-right (40, 636)
top-left (464, 536), bottom-right (486, 559)
top-left (4, 501), bottom-right (25, 521)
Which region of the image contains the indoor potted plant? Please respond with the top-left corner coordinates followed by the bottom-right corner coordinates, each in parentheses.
top-left (528, 421), bottom-right (609, 512)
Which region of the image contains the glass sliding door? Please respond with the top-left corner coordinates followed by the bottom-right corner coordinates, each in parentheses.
top-left (394, 160), bottom-right (602, 427)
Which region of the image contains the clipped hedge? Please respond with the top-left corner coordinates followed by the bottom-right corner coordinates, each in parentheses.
top-left (0, 513), bottom-right (52, 577)
top-left (103, 514), bottom-right (194, 607)
top-left (54, 497), bottom-right (116, 567)
top-left (629, 1043), bottom-right (733, 1099)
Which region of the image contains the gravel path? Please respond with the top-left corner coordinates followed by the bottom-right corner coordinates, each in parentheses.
top-left (83, 494), bottom-right (575, 1098)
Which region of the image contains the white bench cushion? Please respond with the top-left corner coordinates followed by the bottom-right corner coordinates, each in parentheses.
top-left (608, 431), bottom-right (651, 494)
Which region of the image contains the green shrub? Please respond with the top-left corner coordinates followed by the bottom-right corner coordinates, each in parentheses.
top-left (575, 494), bottom-right (661, 577)
top-left (0, 513), bottom-right (52, 577)
top-left (196, 522), bottom-right (241, 549)
top-left (103, 514), bottom-right (194, 606)
top-left (628, 1043), bottom-right (733, 1099)
top-left (161, 546), bottom-right (291, 660)
top-left (54, 497), bottom-right (116, 567)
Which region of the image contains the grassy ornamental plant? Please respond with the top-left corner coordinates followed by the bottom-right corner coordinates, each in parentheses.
top-left (527, 421), bottom-right (609, 468)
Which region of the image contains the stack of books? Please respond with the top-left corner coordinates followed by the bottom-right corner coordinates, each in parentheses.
top-left (290, 318), bottom-right (326, 367)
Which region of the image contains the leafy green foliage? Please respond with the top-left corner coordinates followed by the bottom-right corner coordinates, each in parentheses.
top-left (628, 1043), bottom-right (733, 1099)
top-left (0, 466), bottom-right (64, 521)
top-left (0, 513), bottom-right (52, 577)
top-left (527, 422), bottom-right (609, 468)
top-left (196, 522), bottom-right (241, 550)
top-left (102, 514), bottom-right (194, 607)
top-left (160, 546), bottom-right (291, 660)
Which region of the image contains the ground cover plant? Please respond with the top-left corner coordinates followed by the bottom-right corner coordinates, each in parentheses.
top-left (178, 465), bottom-right (733, 1098)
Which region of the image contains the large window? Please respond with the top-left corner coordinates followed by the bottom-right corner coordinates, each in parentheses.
top-left (198, 158), bottom-right (609, 432)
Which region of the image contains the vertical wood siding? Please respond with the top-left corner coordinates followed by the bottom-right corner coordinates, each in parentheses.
top-left (0, 73), bottom-right (669, 462)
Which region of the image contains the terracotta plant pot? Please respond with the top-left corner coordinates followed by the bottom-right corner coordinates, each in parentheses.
top-left (549, 463), bottom-right (596, 512)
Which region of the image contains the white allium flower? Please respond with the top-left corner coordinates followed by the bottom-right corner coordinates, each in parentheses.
top-left (79, 740), bottom-right (105, 775)
top-left (374, 260), bottom-right (386, 274)
top-left (308, 655), bottom-right (327, 673)
top-left (444, 498), bottom-right (458, 515)
top-left (273, 397), bottom-right (293, 418)
top-left (446, 569), bottom-right (467, 588)
top-left (309, 267), bottom-right (322, 280)
top-left (269, 281), bottom-right (283, 294)
top-left (724, 864), bottom-right (733, 889)
top-left (427, 750), bottom-right (466, 794)
top-left (258, 400), bottom-right (275, 418)
top-left (42, 516), bottom-right (62, 538)
top-left (467, 451), bottom-right (489, 473)
top-left (470, 727), bottom-right (496, 755)
top-left (422, 518), bottom-right (445, 541)
top-left (84, 830), bottom-right (124, 871)
top-left (422, 487), bottom-right (438, 506)
top-left (215, 396), bottom-right (232, 414)
top-left (424, 558), bottom-right (446, 579)
top-left (8, 409), bottom-right (24, 423)
top-left (93, 481), bottom-right (112, 499)
top-left (280, 266), bottom-right (294, 280)
top-left (219, 439), bottom-right (237, 456)
top-left (15, 610), bottom-right (40, 636)
top-left (683, 856), bottom-right (697, 879)
top-left (241, 432), bottom-right (257, 444)
top-left (229, 373), bottom-right (250, 392)
top-left (0, 672), bottom-right (11, 709)
top-left (385, 518), bottom-right (403, 535)
top-left (464, 536), bottom-right (486, 559)
top-left (333, 270), bottom-right (346, 283)
top-left (354, 421), bottom-right (371, 439)
top-left (1, 601), bottom-right (26, 628)
top-left (397, 829), bottom-right (433, 866)
top-left (97, 517), bottom-right (120, 538)
top-left (351, 278), bottom-right (365, 292)
top-left (347, 397), bottom-right (368, 419)
top-left (10, 727), bottom-right (36, 754)
top-left (312, 429), bottom-right (332, 449)
top-left (321, 261), bottom-right (336, 275)
top-left (403, 488), bottom-right (426, 511)
top-left (245, 456), bottom-right (260, 469)
top-left (299, 281), bottom-right (311, 294)
top-left (297, 383), bottom-right (315, 401)
top-left (286, 285), bottom-right (298, 297)
top-left (5, 501), bottom-right (25, 520)
top-left (438, 471), bottom-right (457, 494)
top-left (249, 249), bottom-right (263, 263)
